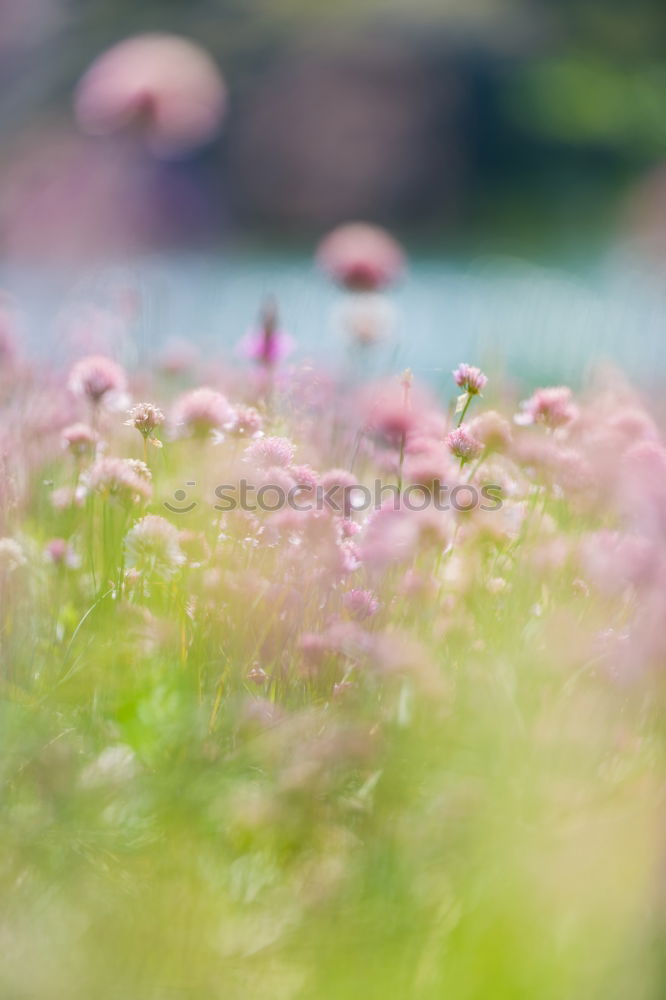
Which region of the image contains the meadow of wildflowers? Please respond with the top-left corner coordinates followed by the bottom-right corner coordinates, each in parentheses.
top-left (0, 260), bottom-right (665, 997)
top-left (0, 23), bottom-right (664, 998)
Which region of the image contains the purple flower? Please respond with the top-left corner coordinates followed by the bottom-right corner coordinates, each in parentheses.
top-left (68, 355), bottom-right (127, 405)
top-left (453, 364), bottom-right (488, 396)
top-left (343, 588), bottom-right (380, 621)
top-left (44, 538), bottom-right (80, 569)
top-left (227, 405), bottom-right (264, 438)
top-left (244, 436), bottom-right (296, 469)
top-left (74, 34), bottom-right (227, 158)
top-left (171, 387), bottom-right (233, 438)
top-left (515, 386), bottom-right (578, 429)
top-left (446, 426), bottom-right (482, 462)
top-left (62, 422), bottom-right (98, 458)
top-left (316, 223), bottom-right (405, 291)
top-left (237, 298), bottom-right (295, 368)
top-left (237, 328), bottom-right (295, 367)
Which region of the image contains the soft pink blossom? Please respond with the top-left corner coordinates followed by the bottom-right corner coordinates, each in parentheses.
top-left (469, 410), bottom-right (512, 452)
top-left (446, 426), bottom-right (482, 463)
top-left (244, 436), bottom-right (296, 469)
top-left (125, 514), bottom-right (185, 574)
top-left (343, 589), bottom-right (380, 620)
top-left (171, 387), bottom-right (233, 438)
top-left (44, 538), bottom-right (79, 569)
top-left (453, 363), bottom-right (488, 396)
top-left (316, 223), bottom-right (405, 290)
top-left (125, 402), bottom-right (164, 438)
top-left (75, 34), bottom-right (227, 157)
top-left (87, 457), bottom-right (152, 504)
top-left (68, 355), bottom-right (127, 405)
top-left (515, 386), bottom-right (578, 429)
top-left (237, 302), bottom-right (295, 367)
top-left (319, 468), bottom-right (358, 516)
top-left (227, 405), bottom-right (264, 438)
top-left (61, 422), bottom-right (97, 458)
top-left (359, 377), bottom-right (435, 446)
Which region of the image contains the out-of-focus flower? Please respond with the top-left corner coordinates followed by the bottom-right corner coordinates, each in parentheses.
top-left (359, 376), bottom-right (435, 447)
top-left (171, 387), bottom-right (233, 439)
top-left (343, 588), bottom-right (380, 620)
top-left (580, 531), bottom-right (657, 595)
top-left (0, 537), bottom-right (26, 574)
top-left (44, 538), bottom-right (80, 568)
top-left (177, 530), bottom-right (210, 567)
top-left (125, 514), bottom-right (185, 575)
top-left (61, 422), bottom-right (97, 458)
top-left (319, 468), bottom-right (358, 516)
top-left (619, 440), bottom-right (666, 539)
top-left (68, 355), bottom-right (127, 406)
top-left (244, 436), bottom-right (296, 469)
top-left (446, 426), bottom-right (482, 463)
top-left (50, 485), bottom-right (86, 511)
top-left (125, 459), bottom-right (152, 482)
top-left (237, 298), bottom-right (295, 367)
top-left (316, 222), bottom-right (405, 291)
top-left (333, 292), bottom-right (397, 346)
top-left (299, 622), bottom-right (374, 670)
top-left (289, 464), bottom-right (319, 499)
top-left (125, 402), bottom-right (164, 447)
top-left (403, 438), bottom-right (451, 490)
top-left (87, 457), bottom-right (152, 505)
top-left (0, 293), bottom-right (21, 368)
top-left (74, 34), bottom-right (227, 158)
top-left (227, 405), bottom-right (264, 438)
top-left (469, 411), bottom-right (512, 453)
top-left (515, 386), bottom-right (578, 429)
top-left (361, 503), bottom-right (451, 569)
top-left (453, 364), bottom-right (488, 396)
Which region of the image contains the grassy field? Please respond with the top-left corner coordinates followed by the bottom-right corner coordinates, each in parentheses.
top-left (0, 337), bottom-right (664, 999)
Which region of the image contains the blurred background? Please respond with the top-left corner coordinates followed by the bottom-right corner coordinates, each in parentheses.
top-left (2, 0), bottom-right (666, 383)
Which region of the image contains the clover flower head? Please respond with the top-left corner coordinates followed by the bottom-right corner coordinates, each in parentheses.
top-left (126, 402), bottom-right (164, 440)
top-left (453, 363), bottom-right (488, 396)
top-left (75, 33), bottom-right (227, 157)
top-left (316, 222), bottom-right (405, 291)
top-left (87, 457), bottom-right (152, 504)
top-left (446, 426), bottom-right (482, 462)
top-left (343, 588), bottom-right (380, 621)
top-left (68, 354), bottom-right (127, 405)
top-left (227, 405), bottom-right (264, 438)
top-left (172, 387), bottom-right (233, 438)
top-left (62, 422), bottom-right (98, 458)
top-left (244, 436), bottom-right (296, 469)
top-left (516, 386), bottom-right (578, 429)
top-left (125, 514), bottom-right (185, 575)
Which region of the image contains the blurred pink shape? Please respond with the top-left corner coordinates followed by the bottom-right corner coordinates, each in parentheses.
top-left (237, 298), bottom-right (295, 367)
top-left (237, 327), bottom-right (295, 366)
top-left (74, 34), bottom-right (227, 157)
top-left (0, 293), bottom-right (21, 367)
top-left (316, 222), bottom-right (405, 290)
